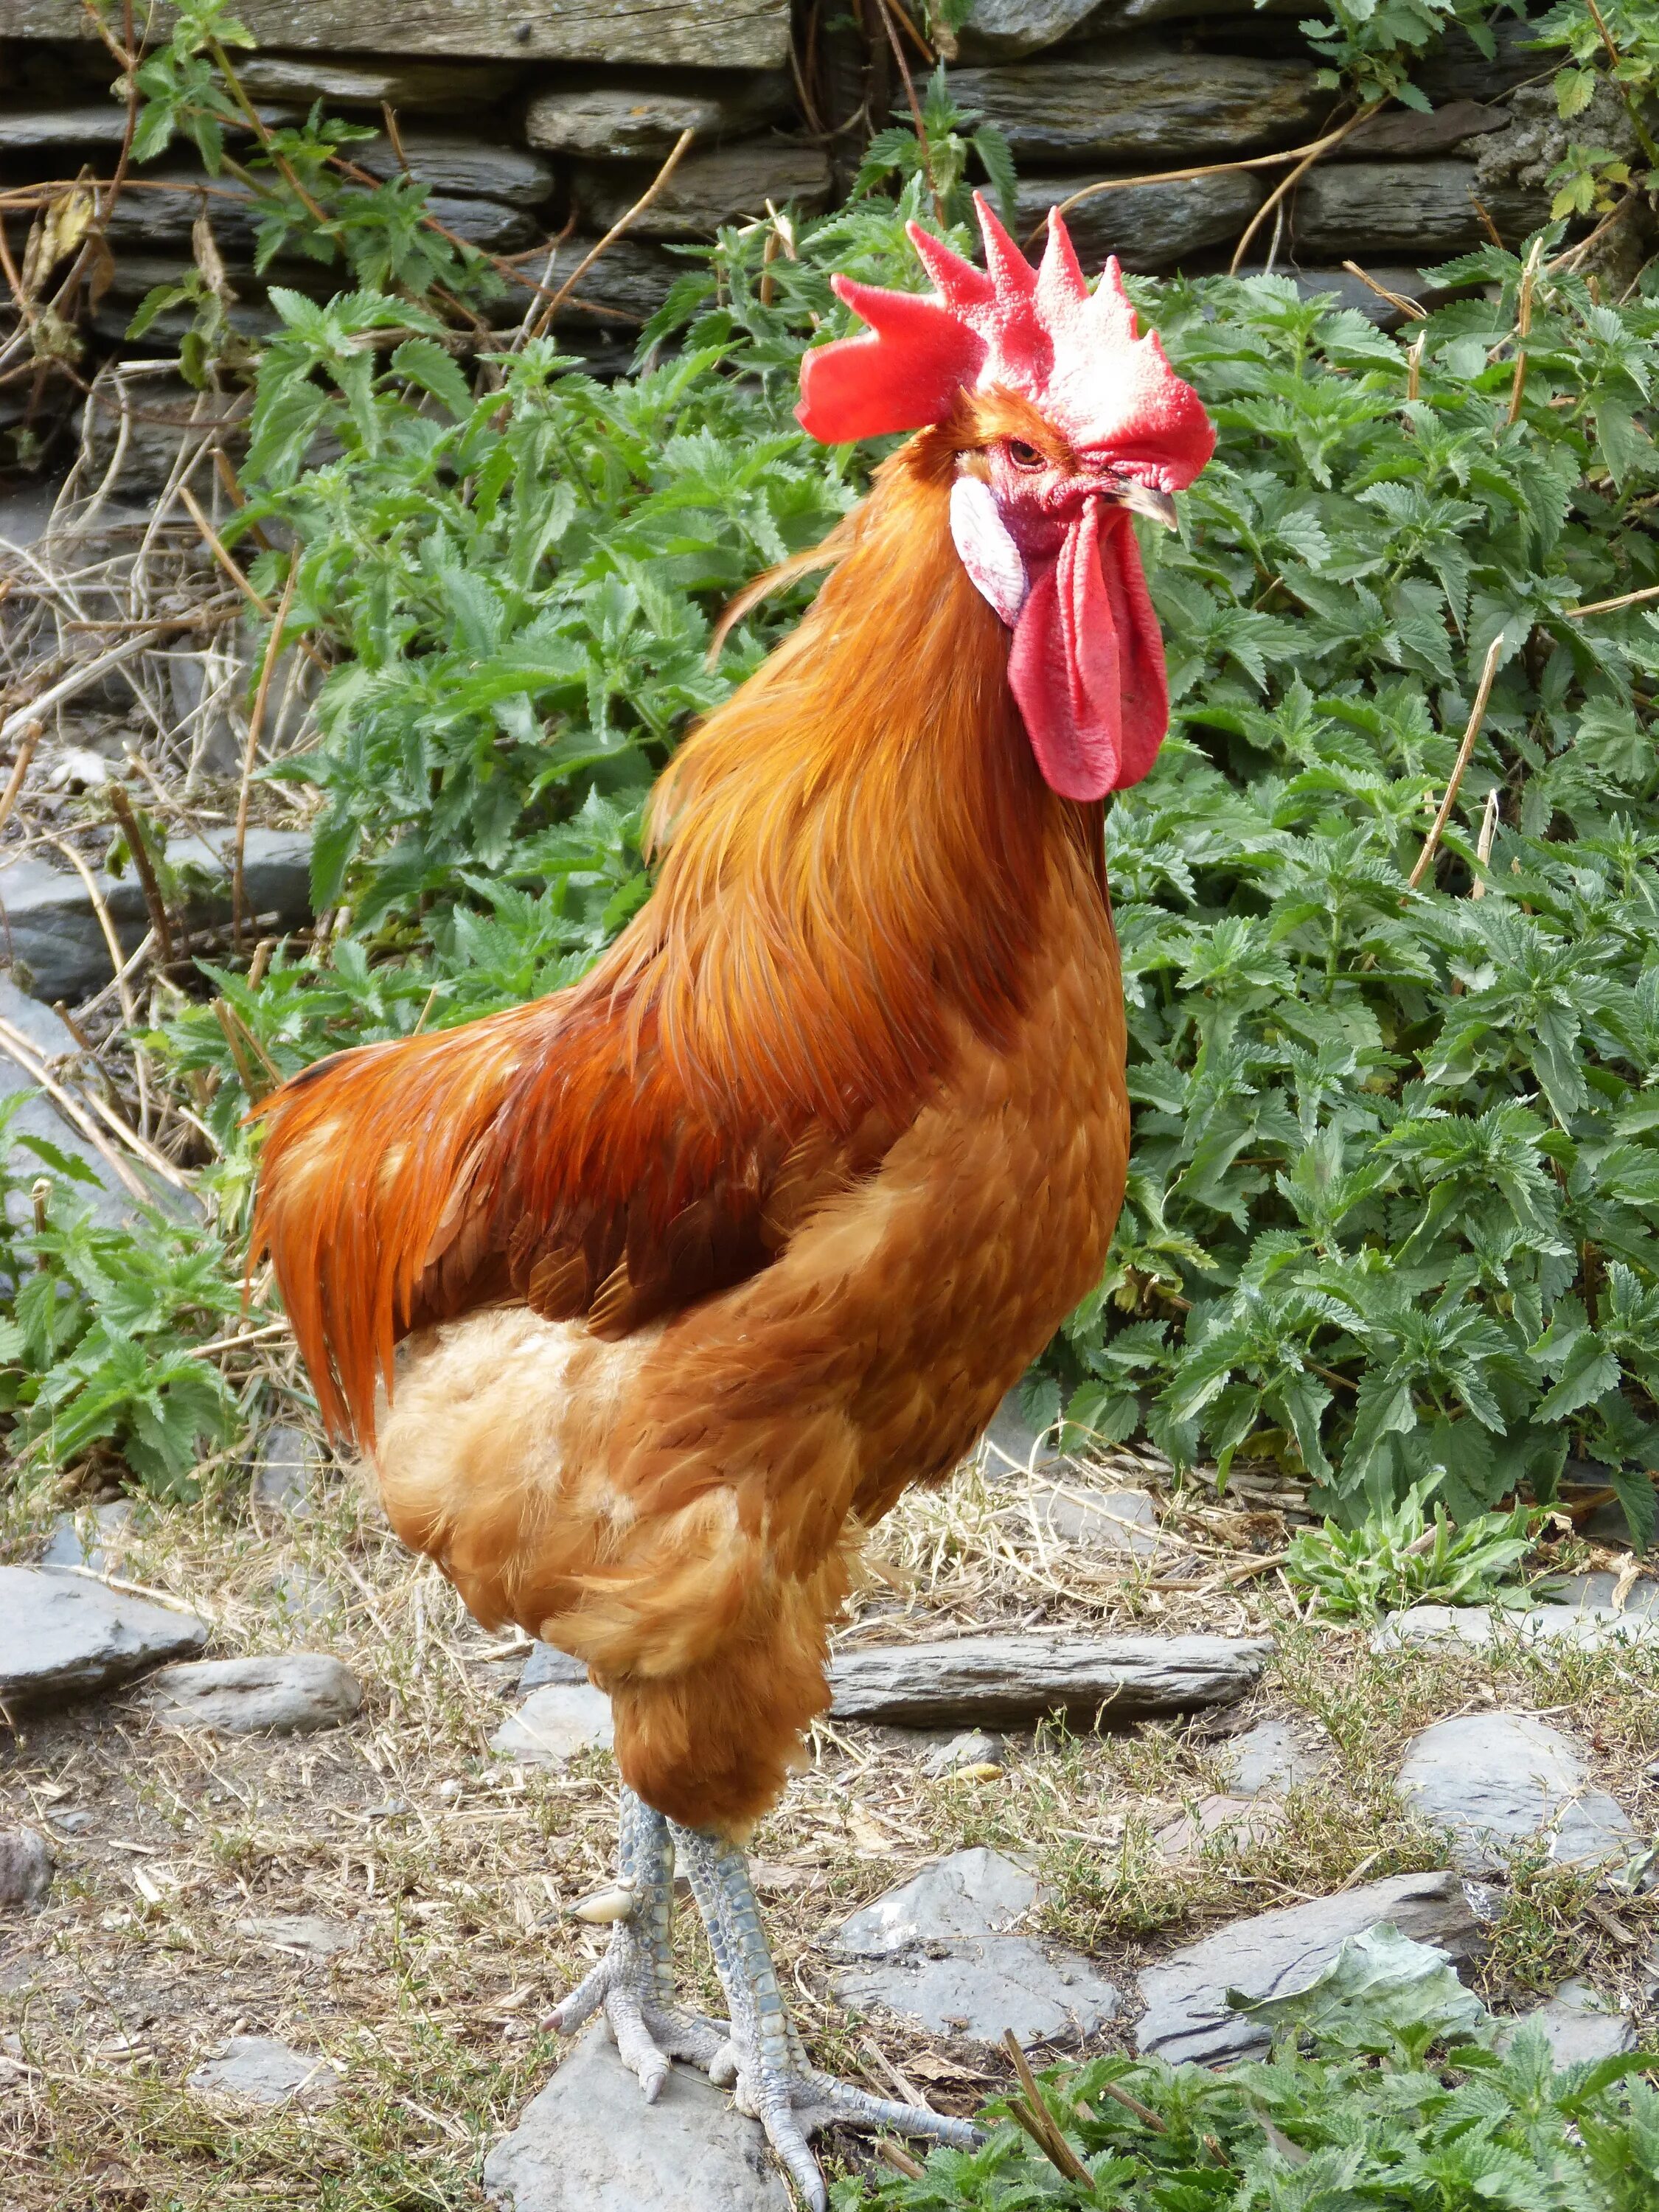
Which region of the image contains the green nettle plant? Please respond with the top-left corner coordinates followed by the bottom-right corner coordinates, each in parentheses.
top-left (835, 1931), bottom-right (1659, 2209)
top-left (10, 0), bottom-right (1659, 1544)
top-left (1536, 0), bottom-right (1659, 219)
top-left (0, 1097), bottom-right (248, 1498)
top-left (1302, 0), bottom-right (1500, 111)
top-left (1031, 247), bottom-right (1659, 1538)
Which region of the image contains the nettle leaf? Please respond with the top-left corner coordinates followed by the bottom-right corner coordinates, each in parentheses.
top-left (1604, 1465), bottom-right (1658, 1554)
top-left (390, 335), bottom-right (472, 420)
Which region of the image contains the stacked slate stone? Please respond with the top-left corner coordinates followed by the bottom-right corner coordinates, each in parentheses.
top-left (954, 0), bottom-right (1585, 313)
top-left (0, 0), bottom-right (1633, 454)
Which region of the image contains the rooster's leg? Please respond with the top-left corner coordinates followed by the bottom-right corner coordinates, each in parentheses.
top-left (672, 1821), bottom-right (978, 2211)
top-left (550, 1787), bottom-right (729, 2096)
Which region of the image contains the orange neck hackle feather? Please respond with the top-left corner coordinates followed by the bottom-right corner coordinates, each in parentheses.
top-left (251, 420), bottom-right (1103, 1448)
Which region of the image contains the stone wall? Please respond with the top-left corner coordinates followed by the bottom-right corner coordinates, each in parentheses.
top-left (0, 0), bottom-right (1637, 456)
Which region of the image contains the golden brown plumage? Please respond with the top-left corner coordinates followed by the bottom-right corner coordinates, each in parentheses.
top-left (253, 417), bottom-right (1127, 1832)
top-left (252, 204), bottom-right (1216, 1878)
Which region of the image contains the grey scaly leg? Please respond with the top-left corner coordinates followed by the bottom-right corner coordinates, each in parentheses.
top-left (550, 1787), bottom-right (729, 2096)
top-left (672, 1821), bottom-right (979, 2212)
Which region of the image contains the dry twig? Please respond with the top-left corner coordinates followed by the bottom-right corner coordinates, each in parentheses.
top-left (529, 129), bottom-right (697, 339)
top-left (1408, 635), bottom-right (1503, 890)
top-left (1039, 110), bottom-right (1380, 246)
top-left (108, 784), bottom-right (176, 969)
top-left (0, 719), bottom-right (42, 835)
top-left (1231, 106), bottom-right (1380, 276)
top-left (1001, 2030), bottom-right (1093, 2186)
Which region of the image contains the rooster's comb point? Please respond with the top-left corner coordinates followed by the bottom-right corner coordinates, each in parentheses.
top-left (796, 195), bottom-right (1210, 487)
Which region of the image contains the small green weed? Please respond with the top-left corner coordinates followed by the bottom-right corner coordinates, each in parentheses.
top-left (0, 1096), bottom-right (263, 1501)
top-left (1284, 1481), bottom-right (1540, 1618)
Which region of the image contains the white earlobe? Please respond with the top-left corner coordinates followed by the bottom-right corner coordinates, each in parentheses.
top-left (950, 475), bottom-right (1028, 628)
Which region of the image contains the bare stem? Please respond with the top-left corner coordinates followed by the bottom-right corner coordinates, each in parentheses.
top-left (1408, 636), bottom-right (1503, 891)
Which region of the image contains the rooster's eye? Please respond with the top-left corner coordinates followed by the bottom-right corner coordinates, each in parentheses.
top-left (1005, 439), bottom-right (1045, 472)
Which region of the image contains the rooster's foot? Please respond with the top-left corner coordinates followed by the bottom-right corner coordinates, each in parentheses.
top-left (549, 1787), bottom-right (728, 2099)
top-left (672, 1822), bottom-right (979, 2212)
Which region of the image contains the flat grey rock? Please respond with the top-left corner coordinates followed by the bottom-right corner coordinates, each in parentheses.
top-left (571, 143), bottom-right (831, 240)
top-left (251, 1426), bottom-right (321, 1518)
top-left (525, 74), bottom-right (790, 160)
top-left (4, 0), bottom-right (794, 70)
top-left (955, 0), bottom-right (1106, 60)
top-left (484, 2023), bottom-right (787, 2210)
top-left (235, 54), bottom-right (518, 105)
top-left (1500, 1978), bottom-right (1635, 2065)
top-left (519, 1642), bottom-right (589, 1691)
top-left (536, 237), bottom-right (684, 328)
top-left (829, 1848), bottom-right (1040, 1956)
top-left (351, 132), bottom-right (555, 206)
top-left (491, 1684), bottom-right (613, 1764)
top-left (1155, 1792), bottom-right (1283, 1857)
top-left (1413, 15), bottom-right (1548, 102)
top-left (1135, 1870), bottom-right (1481, 2065)
top-left (922, 1729), bottom-right (1006, 1778)
top-left (0, 1565), bottom-right (209, 1708)
top-left (148, 1654), bottom-right (362, 1736)
top-left (1397, 1712), bottom-right (1637, 1874)
top-left (0, 1827), bottom-right (55, 1912)
top-left (827, 1632), bottom-right (1269, 1730)
top-left (827, 1849), bottom-right (1117, 2044)
top-left (74, 372), bottom-right (245, 494)
top-left (38, 1500), bottom-right (136, 1573)
top-left (188, 2034), bottom-right (339, 2107)
top-left (953, 44), bottom-right (1318, 167)
top-left (1338, 100), bottom-right (1508, 159)
top-left (237, 1911), bottom-right (356, 1960)
top-left (1543, 1573), bottom-right (1659, 1618)
top-left (0, 828), bottom-right (310, 1006)
top-left (1220, 1717), bottom-right (1332, 1798)
top-left (1026, 1482), bottom-right (1159, 1556)
top-left (1377, 1605), bottom-right (1659, 1654)
top-left (0, 102), bottom-right (137, 150)
top-left (1292, 160), bottom-right (1550, 262)
top-left (0, 474), bottom-right (74, 551)
top-left (1015, 170), bottom-right (1263, 274)
top-left (834, 1936), bottom-right (1119, 2045)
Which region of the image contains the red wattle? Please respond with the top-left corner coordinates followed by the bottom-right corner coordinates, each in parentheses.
top-left (1006, 499), bottom-right (1169, 801)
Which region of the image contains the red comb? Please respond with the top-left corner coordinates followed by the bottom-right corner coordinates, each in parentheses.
top-left (797, 195), bottom-right (1212, 491)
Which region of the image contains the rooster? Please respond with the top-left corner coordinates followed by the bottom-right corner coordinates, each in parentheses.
top-left (251, 198), bottom-right (1213, 2205)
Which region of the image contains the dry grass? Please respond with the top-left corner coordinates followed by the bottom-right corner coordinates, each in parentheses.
top-left (6, 1438), bottom-right (1658, 2208)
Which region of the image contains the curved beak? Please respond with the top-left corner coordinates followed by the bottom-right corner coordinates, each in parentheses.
top-left (1115, 481), bottom-right (1178, 531)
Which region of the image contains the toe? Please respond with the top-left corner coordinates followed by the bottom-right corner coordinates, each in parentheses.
top-left (607, 1988), bottom-right (672, 2103)
top-left (760, 2105), bottom-right (827, 2212)
top-left (548, 1958), bottom-right (609, 2036)
top-left (809, 2072), bottom-right (980, 2147)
